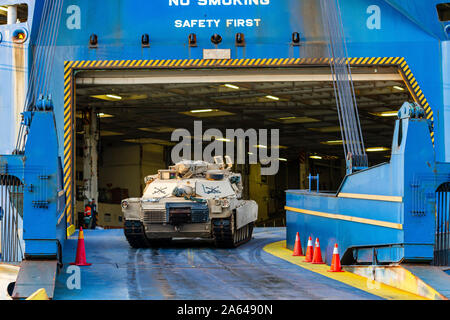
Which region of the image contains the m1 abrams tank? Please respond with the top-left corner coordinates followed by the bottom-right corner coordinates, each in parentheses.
top-left (121, 156), bottom-right (258, 248)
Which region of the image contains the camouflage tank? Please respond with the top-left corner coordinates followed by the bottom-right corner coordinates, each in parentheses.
top-left (121, 156), bottom-right (258, 248)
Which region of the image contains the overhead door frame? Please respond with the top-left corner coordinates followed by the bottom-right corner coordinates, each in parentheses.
top-left (62, 57), bottom-right (434, 232)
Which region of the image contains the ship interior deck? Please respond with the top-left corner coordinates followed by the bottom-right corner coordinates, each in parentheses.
top-left (73, 66), bottom-right (413, 228)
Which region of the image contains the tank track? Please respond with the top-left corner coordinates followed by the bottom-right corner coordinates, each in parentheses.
top-left (124, 220), bottom-right (150, 248)
top-left (213, 214), bottom-right (254, 248)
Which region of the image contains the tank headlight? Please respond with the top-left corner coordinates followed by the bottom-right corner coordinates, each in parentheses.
top-left (121, 201), bottom-right (129, 209)
top-left (221, 199), bottom-right (230, 208)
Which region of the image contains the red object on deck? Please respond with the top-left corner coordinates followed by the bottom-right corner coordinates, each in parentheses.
top-left (70, 227), bottom-right (92, 266)
top-left (312, 238), bottom-right (325, 264)
top-left (305, 236), bottom-right (314, 262)
top-left (293, 232), bottom-right (304, 256)
top-left (328, 244), bottom-right (344, 272)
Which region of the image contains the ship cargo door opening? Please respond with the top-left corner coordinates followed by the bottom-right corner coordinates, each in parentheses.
top-left (69, 63), bottom-right (414, 229)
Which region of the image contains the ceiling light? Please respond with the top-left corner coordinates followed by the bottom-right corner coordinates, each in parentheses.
top-left (181, 109), bottom-right (235, 118)
top-left (0, 7), bottom-right (8, 12)
top-left (254, 145), bottom-right (268, 149)
top-left (266, 95), bottom-right (280, 101)
top-left (97, 113), bottom-right (114, 118)
top-left (366, 147), bottom-right (390, 152)
top-left (321, 140), bottom-right (343, 146)
top-left (371, 111), bottom-right (398, 117)
top-left (106, 94), bottom-right (122, 100)
top-left (216, 138), bottom-right (231, 142)
top-left (224, 84), bottom-right (240, 90)
top-left (310, 155), bottom-right (322, 160)
top-left (190, 109), bottom-right (214, 113)
top-left (393, 86), bottom-right (404, 91)
top-left (278, 158), bottom-right (288, 162)
top-left (92, 94), bottom-right (146, 102)
top-left (278, 117), bottom-right (297, 120)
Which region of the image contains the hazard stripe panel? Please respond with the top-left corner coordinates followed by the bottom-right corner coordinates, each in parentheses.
top-left (62, 57), bottom-right (435, 232)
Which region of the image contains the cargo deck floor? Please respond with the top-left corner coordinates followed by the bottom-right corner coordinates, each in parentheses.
top-left (54, 228), bottom-right (382, 300)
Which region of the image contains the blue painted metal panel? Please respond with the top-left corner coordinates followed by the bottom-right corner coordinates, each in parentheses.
top-left (285, 194), bottom-right (405, 263)
top-left (383, 0), bottom-right (449, 40)
top-left (443, 41), bottom-right (450, 163)
top-left (0, 108), bottom-right (66, 259)
top-left (25, 240), bottom-right (58, 257)
top-left (21, 111), bottom-right (66, 257)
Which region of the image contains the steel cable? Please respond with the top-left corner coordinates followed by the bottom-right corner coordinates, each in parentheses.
top-left (320, 0), bottom-right (367, 169)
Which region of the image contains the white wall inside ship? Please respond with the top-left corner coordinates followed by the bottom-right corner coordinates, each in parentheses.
top-left (75, 143), bottom-right (165, 227)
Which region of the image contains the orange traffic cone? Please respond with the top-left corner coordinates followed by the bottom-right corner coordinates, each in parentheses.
top-left (70, 227), bottom-right (92, 266)
top-left (328, 243), bottom-right (344, 272)
top-left (312, 238), bottom-right (325, 264)
top-left (305, 236), bottom-right (314, 262)
top-left (292, 232), bottom-right (304, 256)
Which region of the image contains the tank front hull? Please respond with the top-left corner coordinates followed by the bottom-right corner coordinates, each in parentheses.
top-left (144, 222), bottom-right (212, 239)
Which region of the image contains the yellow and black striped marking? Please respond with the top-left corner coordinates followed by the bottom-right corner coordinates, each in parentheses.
top-left (62, 57), bottom-right (434, 232)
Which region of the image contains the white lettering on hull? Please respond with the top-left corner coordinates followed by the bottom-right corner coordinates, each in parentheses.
top-left (170, 0), bottom-right (270, 6)
top-left (174, 18), bottom-right (261, 28)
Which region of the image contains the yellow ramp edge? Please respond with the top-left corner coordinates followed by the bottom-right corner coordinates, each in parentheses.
top-left (263, 241), bottom-right (426, 300)
top-left (346, 265), bottom-right (447, 300)
top-left (26, 288), bottom-right (50, 300)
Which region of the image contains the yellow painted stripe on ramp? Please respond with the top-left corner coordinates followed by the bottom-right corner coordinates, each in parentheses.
top-left (338, 192), bottom-right (402, 202)
top-left (263, 241), bottom-right (426, 300)
top-left (346, 266), bottom-right (447, 300)
top-left (285, 206), bottom-right (403, 230)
